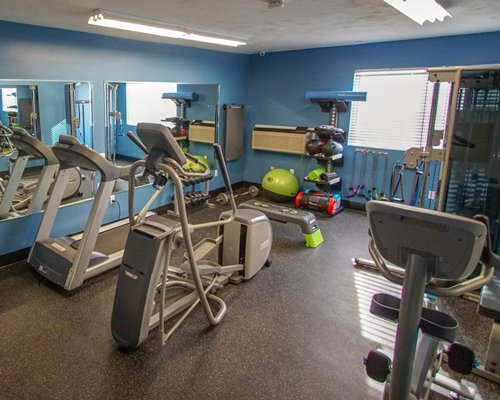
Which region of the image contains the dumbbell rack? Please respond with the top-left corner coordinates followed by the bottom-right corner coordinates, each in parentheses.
top-left (181, 174), bottom-right (212, 207)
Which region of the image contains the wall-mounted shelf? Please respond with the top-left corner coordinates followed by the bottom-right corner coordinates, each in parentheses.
top-left (305, 91), bottom-right (367, 112)
top-left (162, 91), bottom-right (198, 108)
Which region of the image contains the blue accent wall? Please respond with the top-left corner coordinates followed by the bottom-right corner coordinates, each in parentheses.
top-left (1, 18), bottom-right (500, 257)
top-left (0, 20), bottom-right (249, 256)
top-left (244, 31), bottom-right (500, 205)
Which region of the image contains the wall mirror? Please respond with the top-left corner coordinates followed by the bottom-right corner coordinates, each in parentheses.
top-left (103, 81), bottom-right (220, 174)
top-left (0, 80), bottom-right (94, 220)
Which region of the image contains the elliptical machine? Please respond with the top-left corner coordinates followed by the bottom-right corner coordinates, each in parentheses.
top-left (363, 201), bottom-right (499, 400)
top-left (111, 123), bottom-right (272, 349)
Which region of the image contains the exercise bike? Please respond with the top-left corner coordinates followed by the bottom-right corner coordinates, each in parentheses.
top-left (111, 123), bottom-right (272, 349)
top-left (363, 201), bottom-right (499, 400)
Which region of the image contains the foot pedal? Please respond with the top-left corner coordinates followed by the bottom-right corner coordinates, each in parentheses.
top-left (364, 350), bottom-right (391, 383)
top-left (445, 343), bottom-right (477, 375)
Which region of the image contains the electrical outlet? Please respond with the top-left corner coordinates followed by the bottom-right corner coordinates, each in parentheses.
top-left (110, 194), bottom-right (116, 204)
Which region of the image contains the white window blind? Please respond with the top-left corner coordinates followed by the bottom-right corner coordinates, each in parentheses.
top-left (126, 82), bottom-right (177, 126)
top-left (348, 69), bottom-right (436, 151)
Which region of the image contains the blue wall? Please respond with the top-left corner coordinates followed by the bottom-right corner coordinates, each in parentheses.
top-left (1, 18), bottom-right (500, 256)
top-left (244, 31), bottom-right (500, 205)
top-left (0, 20), bottom-right (249, 256)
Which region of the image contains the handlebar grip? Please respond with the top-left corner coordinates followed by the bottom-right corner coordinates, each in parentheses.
top-left (213, 144), bottom-right (232, 192)
top-left (126, 131), bottom-right (148, 154)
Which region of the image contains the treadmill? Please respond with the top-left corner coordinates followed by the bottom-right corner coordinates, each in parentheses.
top-left (29, 135), bottom-right (132, 290)
top-left (0, 127), bottom-right (59, 219)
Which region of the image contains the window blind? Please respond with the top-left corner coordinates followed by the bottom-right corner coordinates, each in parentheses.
top-left (348, 69), bottom-right (435, 151)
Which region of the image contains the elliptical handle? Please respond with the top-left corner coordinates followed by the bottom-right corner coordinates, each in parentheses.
top-left (214, 143), bottom-right (236, 214)
top-left (214, 144), bottom-right (232, 196)
top-left (127, 131), bottom-right (149, 154)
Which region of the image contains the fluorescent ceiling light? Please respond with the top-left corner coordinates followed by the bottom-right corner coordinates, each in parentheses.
top-left (384, 0), bottom-right (452, 25)
top-left (88, 10), bottom-right (247, 47)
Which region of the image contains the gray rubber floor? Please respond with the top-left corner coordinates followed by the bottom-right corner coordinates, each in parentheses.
top-left (0, 204), bottom-right (498, 400)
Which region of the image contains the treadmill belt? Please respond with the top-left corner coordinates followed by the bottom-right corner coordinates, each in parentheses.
top-left (70, 223), bottom-right (130, 255)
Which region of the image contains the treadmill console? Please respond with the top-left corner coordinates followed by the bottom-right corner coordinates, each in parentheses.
top-left (136, 123), bottom-right (187, 166)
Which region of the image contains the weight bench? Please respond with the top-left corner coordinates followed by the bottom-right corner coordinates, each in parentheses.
top-left (239, 200), bottom-right (323, 248)
top-left (475, 269), bottom-right (500, 384)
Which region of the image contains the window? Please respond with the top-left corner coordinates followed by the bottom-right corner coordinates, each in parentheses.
top-left (126, 82), bottom-right (177, 125)
top-left (1, 88), bottom-right (18, 112)
top-left (348, 69), bottom-right (450, 151)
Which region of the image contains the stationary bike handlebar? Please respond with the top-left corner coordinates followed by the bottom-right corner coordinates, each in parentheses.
top-left (126, 131), bottom-right (149, 155)
top-left (368, 214), bottom-right (498, 297)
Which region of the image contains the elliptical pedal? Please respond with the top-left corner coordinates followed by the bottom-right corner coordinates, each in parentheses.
top-left (183, 236), bottom-right (222, 262)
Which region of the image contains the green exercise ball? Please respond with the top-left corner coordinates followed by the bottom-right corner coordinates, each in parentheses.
top-left (262, 168), bottom-right (299, 203)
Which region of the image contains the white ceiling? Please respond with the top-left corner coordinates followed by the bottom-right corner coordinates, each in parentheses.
top-left (0, 0), bottom-right (499, 54)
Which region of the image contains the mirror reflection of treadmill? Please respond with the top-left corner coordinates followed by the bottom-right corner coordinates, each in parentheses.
top-left (28, 135), bottom-right (136, 291)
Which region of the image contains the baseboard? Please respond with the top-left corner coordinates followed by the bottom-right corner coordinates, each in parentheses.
top-left (0, 248), bottom-right (29, 268)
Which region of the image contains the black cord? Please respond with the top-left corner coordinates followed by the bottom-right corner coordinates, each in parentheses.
top-left (116, 199), bottom-right (122, 220)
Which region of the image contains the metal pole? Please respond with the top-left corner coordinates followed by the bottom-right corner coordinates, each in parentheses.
top-left (30, 85), bottom-right (38, 138)
top-left (418, 82), bottom-right (440, 208)
top-left (66, 83), bottom-right (76, 137)
top-left (389, 254), bottom-right (429, 400)
top-left (437, 69), bottom-right (462, 211)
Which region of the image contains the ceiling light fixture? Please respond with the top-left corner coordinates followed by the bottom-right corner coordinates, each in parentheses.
top-left (384, 0), bottom-right (452, 25)
top-left (88, 10), bottom-right (247, 47)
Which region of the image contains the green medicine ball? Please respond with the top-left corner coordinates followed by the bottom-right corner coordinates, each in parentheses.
top-left (262, 168), bottom-right (299, 203)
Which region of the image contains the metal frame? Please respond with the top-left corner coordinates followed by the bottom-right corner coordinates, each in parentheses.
top-left (474, 322), bottom-right (500, 384)
top-left (29, 168), bottom-right (127, 290)
top-left (426, 64), bottom-right (500, 211)
top-left (104, 83), bottom-right (120, 163)
top-left (0, 156), bottom-right (29, 218)
top-left (0, 156), bottom-right (59, 218)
